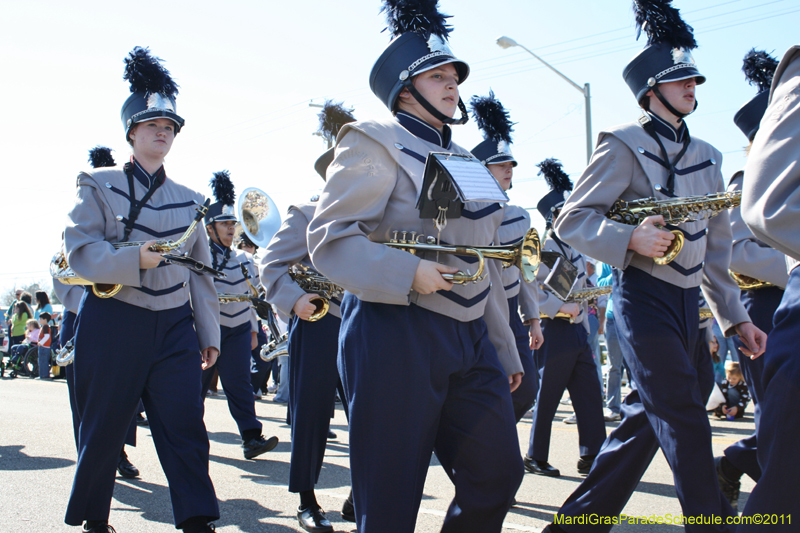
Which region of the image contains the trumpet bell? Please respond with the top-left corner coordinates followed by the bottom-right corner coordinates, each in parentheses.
top-left (235, 187), bottom-right (282, 249)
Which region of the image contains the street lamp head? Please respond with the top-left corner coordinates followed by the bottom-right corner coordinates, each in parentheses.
top-left (496, 36), bottom-right (518, 50)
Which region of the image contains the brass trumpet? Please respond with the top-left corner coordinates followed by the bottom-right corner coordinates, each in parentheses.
top-left (289, 264), bottom-right (344, 322)
top-left (729, 270), bottom-right (775, 291)
top-left (385, 228), bottom-right (541, 284)
top-left (52, 199), bottom-right (213, 298)
top-left (606, 191), bottom-right (741, 265)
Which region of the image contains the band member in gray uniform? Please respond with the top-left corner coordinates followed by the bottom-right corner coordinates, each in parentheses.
top-left (260, 100), bottom-right (355, 533)
top-left (524, 159), bottom-right (605, 478)
top-left (202, 171), bottom-right (279, 460)
top-left (714, 49), bottom-right (788, 512)
top-left (63, 47), bottom-right (220, 533)
top-left (60, 147), bottom-right (143, 480)
top-left (738, 44), bottom-right (800, 530)
top-left (540, 3), bottom-right (766, 532)
top-left (307, 2), bottom-right (524, 531)
top-left (469, 92), bottom-right (543, 423)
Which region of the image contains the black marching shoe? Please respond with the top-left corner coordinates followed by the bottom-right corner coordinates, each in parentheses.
top-left (297, 506), bottom-right (334, 533)
top-left (542, 523), bottom-right (566, 533)
top-left (523, 455), bottom-right (560, 477)
top-left (341, 493), bottom-right (356, 522)
top-left (82, 522), bottom-right (116, 533)
top-left (327, 429), bottom-right (337, 440)
top-left (242, 434), bottom-right (279, 460)
top-left (577, 455), bottom-right (595, 476)
top-left (715, 456), bottom-right (741, 511)
top-left (117, 450), bottom-right (140, 479)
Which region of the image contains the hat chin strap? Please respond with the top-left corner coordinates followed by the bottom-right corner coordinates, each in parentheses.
top-left (652, 84), bottom-right (698, 121)
top-left (404, 81), bottom-right (469, 126)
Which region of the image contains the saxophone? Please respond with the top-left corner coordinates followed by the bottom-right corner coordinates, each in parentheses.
top-left (562, 285), bottom-right (612, 303)
top-left (729, 270), bottom-right (775, 291)
top-left (606, 191), bottom-right (741, 266)
top-left (52, 199), bottom-right (220, 298)
top-left (289, 264), bottom-right (345, 322)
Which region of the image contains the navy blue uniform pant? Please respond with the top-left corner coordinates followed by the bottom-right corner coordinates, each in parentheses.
top-left (508, 295), bottom-right (539, 422)
top-left (556, 267), bottom-right (734, 533)
top-left (527, 317), bottom-right (605, 462)
top-left (288, 312), bottom-right (347, 492)
top-left (65, 294), bottom-right (218, 527)
top-left (250, 323), bottom-right (271, 393)
top-left (739, 271), bottom-right (799, 530)
top-left (64, 310), bottom-right (140, 451)
top-left (724, 286), bottom-right (783, 482)
top-left (338, 295), bottom-right (522, 533)
top-left (201, 322), bottom-right (261, 439)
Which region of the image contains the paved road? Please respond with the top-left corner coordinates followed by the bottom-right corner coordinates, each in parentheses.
top-left (0, 376), bottom-right (755, 532)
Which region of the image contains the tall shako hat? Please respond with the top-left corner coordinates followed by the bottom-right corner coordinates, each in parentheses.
top-left (734, 49), bottom-right (779, 141)
top-left (370, 0), bottom-right (470, 125)
top-left (88, 146), bottom-right (116, 169)
top-left (314, 100), bottom-right (357, 180)
top-left (205, 170), bottom-right (237, 225)
top-left (121, 47), bottom-right (184, 143)
top-left (536, 159), bottom-right (573, 225)
top-left (469, 91), bottom-right (517, 167)
top-left (623, 0), bottom-right (705, 117)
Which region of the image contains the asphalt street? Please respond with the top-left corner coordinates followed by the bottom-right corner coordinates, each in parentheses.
top-left (0, 376), bottom-right (756, 532)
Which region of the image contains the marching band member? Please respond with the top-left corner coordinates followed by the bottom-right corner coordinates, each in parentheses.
top-left (524, 159), bottom-right (605, 478)
top-left (541, 2), bottom-right (766, 531)
top-left (469, 92), bottom-right (543, 423)
top-left (738, 43), bottom-right (800, 529)
top-left (236, 233), bottom-right (272, 398)
top-left (59, 147), bottom-right (143, 480)
top-left (307, 2), bottom-right (523, 531)
top-left (63, 47), bottom-right (220, 533)
top-left (259, 100), bottom-right (356, 533)
top-left (714, 49), bottom-right (788, 512)
top-left (202, 171), bottom-right (279, 459)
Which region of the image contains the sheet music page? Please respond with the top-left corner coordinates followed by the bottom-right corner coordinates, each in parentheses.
top-left (437, 157), bottom-right (509, 203)
top-left (544, 256), bottom-right (578, 301)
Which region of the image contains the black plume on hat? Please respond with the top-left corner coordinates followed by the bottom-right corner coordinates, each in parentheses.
top-left (123, 46), bottom-right (180, 98)
top-left (470, 91), bottom-right (514, 144)
top-left (88, 146), bottom-right (116, 169)
top-left (742, 49), bottom-right (779, 93)
top-left (381, 0), bottom-right (453, 40)
top-left (633, 0), bottom-right (697, 50)
top-left (537, 158), bottom-right (573, 194)
top-left (317, 100), bottom-right (356, 144)
top-left (210, 170), bottom-right (236, 206)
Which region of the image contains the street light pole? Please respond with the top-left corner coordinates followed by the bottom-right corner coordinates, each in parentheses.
top-left (496, 36), bottom-right (593, 164)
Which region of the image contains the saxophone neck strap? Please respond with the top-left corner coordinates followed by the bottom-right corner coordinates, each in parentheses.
top-left (121, 160), bottom-right (164, 243)
top-left (639, 117), bottom-right (691, 196)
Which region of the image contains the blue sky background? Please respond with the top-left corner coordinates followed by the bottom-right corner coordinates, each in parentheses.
top-left (1, 0), bottom-right (797, 294)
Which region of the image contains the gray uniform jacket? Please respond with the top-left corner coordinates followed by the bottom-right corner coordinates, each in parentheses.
top-left (52, 278), bottom-right (85, 315)
top-left (65, 166), bottom-right (220, 351)
top-left (742, 45), bottom-right (800, 270)
top-left (307, 117), bottom-right (522, 376)
top-left (499, 205), bottom-right (540, 323)
top-left (728, 172), bottom-right (789, 289)
top-left (260, 201), bottom-right (342, 320)
top-left (211, 242), bottom-right (258, 332)
top-left (554, 119), bottom-right (750, 336)
top-left (536, 233), bottom-right (591, 334)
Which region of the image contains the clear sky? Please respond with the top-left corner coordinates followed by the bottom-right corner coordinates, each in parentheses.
top-left (1, 0), bottom-right (797, 295)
